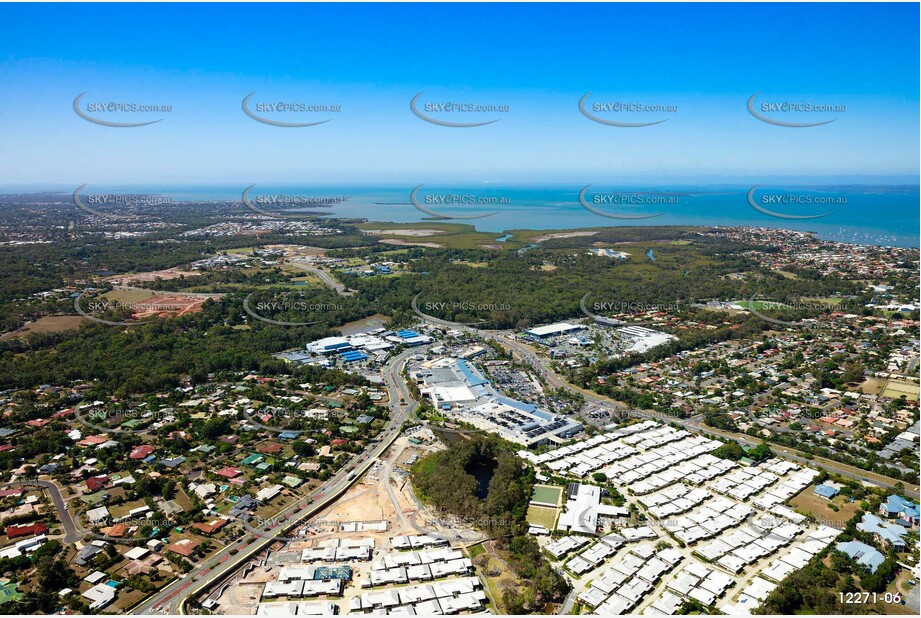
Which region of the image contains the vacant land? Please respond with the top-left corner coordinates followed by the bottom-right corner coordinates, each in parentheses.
top-left (0, 315), bottom-right (85, 340)
top-left (858, 377), bottom-right (888, 396)
top-left (789, 485), bottom-right (862, 526)
top-left (106, 268), bottom-right (201, 284)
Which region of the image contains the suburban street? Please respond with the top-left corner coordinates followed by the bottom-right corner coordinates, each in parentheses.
top-left (131, 348), bottom-right (419, 614)
top-left (126, 319), bottom-right (916, 614)
top-left (437, 325), bottom-right (920, 500)
top-left (0, 479), bottom-right (83, 543)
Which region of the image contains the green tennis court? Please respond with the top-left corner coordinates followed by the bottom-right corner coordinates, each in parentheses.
top-left (531, 484), bottom-right (563, 506)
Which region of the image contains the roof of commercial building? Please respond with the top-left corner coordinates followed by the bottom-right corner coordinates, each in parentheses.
top-left (525, 322), bottom-right (584, 337)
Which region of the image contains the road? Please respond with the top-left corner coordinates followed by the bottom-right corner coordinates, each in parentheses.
top-left (286, 262), bottom-right (352, 296)
top-left (0, 479), bottom-right (84, 543)
top-left (133, 348), bottom-right (420, 615)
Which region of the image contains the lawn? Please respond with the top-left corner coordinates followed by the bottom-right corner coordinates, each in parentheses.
top-left (467, 543), bottom-right (485, 559)
top-left (881, 379), bottom-right (919, 401)
top-left (526, 505), bottom-right (559, 530)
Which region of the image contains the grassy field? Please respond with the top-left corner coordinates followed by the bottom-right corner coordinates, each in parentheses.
top-left (801, 297), bottom-right (845, 306)
top-left (526, 505), bottom-right (559, 530)
top-left (881, 379), bottom-right (919, 401)
top-left (467, 542), bottom-right (485, 559)
top-left (858, 377), bottom-right (888, 396)
top-left (0, 315), bottom-right (85, 340)
top-left (103, 288), bottom-right (156, 303)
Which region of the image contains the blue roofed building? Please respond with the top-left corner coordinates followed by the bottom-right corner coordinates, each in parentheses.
top-left (879, 495), bottom-right (920, 528)
top-left (306, 336), bottom-right (353, 355)
top-left (392, 329), bottom-right (432, 347)
top-left (857, 513), bottom-right (908, 550)
top-left (339, 350), bottom-right (368, 363)
top-left (413, 355), bottom-right (581, 447)
top-left (836, 540), bottom-right (886, 573)
top-left (455, 360), bottom-right (489, 387)
top-left (813, 483), bottom-right (840, 499)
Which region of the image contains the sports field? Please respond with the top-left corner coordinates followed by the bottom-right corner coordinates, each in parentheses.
top-left (531, 484), bottom-right (563, 506)
top-left (526, 505), bottom-right (558, 530)
top-left (881, 379), bottom-right (920, 401)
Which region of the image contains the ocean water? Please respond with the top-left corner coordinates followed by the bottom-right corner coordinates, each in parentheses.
top-left (70, 184), bottom-right (921, 248)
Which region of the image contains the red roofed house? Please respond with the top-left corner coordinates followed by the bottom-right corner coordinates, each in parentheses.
top-left (6, 522), bottom-right (48, 539)
top-left (86, 475), bottom-right (110, 492)
top-left (331, 438), bottom-right (349, 447)
top-left (78, 435), bottom-right (109, 447)
top-left (164, 538), bottom-right (198, 557)
top-left (130, 445), bottom-right (156, 460)
top-left (191, 518), bottom-right (229, 535)
top-left (215, 467), bottom-right (242, 479)
top-left (26, 419), bottom-right (50, 428)
top-left (257, 443), bottom-right (283, 455)
top-left (52, 408), bottom-right (74, 419)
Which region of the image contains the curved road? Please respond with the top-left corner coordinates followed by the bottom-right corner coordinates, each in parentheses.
top-left (0, 479), bottom-right (83, 543)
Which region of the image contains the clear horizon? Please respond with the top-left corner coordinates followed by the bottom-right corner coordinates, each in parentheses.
top-left (1, 2), bottom-right (918, 185)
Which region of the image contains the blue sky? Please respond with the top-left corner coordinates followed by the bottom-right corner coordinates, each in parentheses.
top-left (0, 2), bottom-right (918, 186)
